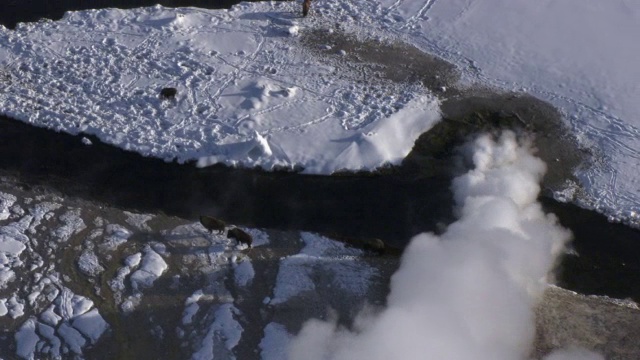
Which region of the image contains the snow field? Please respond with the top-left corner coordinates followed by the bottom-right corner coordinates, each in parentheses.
top-left (0, 2), bottom-right (440, 176)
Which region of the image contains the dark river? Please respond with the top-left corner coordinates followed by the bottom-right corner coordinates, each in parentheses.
top-left (1, 0), bottom-right (639, 304)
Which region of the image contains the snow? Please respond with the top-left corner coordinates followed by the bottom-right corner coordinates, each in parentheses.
top-left (130, 246), bottom-right (168, 290)
top-left (124, 252), bottom-right (142, 268)
top-left (233, 258), bottom-right (255, 287)
top-left (100, 224), bottom-right (132, 250)
top-left (0, 192), bottom-right (17, 220)
top-left (191, 304), bottom-right (243, 360)
top-left (124, 211), bottom-right (154, 231)
top-left (18, 287), bottom-right (111, 357)
top-left (372, 0), bottom-right (640, 222)
top-left (0, 298), bottom-right (7, 316)
top-left (72, 308), bottom-right (110, 344)
top-left (271, 232), bottom-right (376, 305)
top-left (109, 245), bottom-right (168, 312)
top-left (7, 295), bottom-right (25, 318)
top-left (0, 0), bottom-right (637, 355)
top-left (77, 250), bottom-right (105, 277)
top-left (182, 290), bottom-right (204, 325)
top-left (2, 0), bottom-right (639, 223)
top-left (259, 322), bottom-right (292, 360)
top-left (57, 322), bottom-right (86, 354)
top-left (0, 2), bottom-right (440, 177)
top-left (0, 268), bottom-right (16, 288)
top-left (40, 305), bottom-right (62, 326)
top-left (0, 235), bottom-right (26, 255)
top-left (51, 209), bottom-right (86, 243)
top-left (15, 318), bottom-right (39, 360)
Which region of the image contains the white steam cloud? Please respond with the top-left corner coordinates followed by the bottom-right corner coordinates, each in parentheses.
top-left (289, 131), bottom-right (603, 360)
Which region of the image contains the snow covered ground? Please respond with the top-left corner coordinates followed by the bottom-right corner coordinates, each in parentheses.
top-left (0, 0), bottom-right (638, 224)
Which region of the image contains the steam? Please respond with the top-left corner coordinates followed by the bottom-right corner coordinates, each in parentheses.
top-left (288, 131), bottom-right (603, 360)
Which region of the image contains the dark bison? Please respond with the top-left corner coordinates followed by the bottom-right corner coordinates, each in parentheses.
top-left (199, 215), bottom-right (226, 234)
top-left (227, 227), bottom-right (253, 248)
top-left (302, 0), bottom-right (311, 17)
top-left (160, 87), bottom-right (177, 100)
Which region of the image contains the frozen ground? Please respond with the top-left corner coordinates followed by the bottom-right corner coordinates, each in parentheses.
top-left (0, 176), bottom-right (387, 359)
top-left (0, 0), bottom-right (638, 224)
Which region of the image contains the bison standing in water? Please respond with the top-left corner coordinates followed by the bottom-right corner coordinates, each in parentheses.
top-left (199, 215), bottom-right (226, 234)
top-left (227, 227), bottom-right (253, 248)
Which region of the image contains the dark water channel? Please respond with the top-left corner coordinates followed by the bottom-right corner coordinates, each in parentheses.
top-left (1, 0), bottom-right (640, 304)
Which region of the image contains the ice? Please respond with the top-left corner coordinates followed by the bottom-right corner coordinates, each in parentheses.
top-left (37, 322), bottom-right (62, 358)
top-left (124, 252), bottom-right (142, 268)
top-left (28, 202), bottom-right (62, 235)
top-left (77, 250), bottom-right (105, 277)
top-left (259, 322), bottom-right (292, 360)
top-left (0, 267), bottom-right (16, 289)
top-left (233, 259), bottom-right (255, 287)
top-left (0, 298), bottom-right (7, 316)
top-left (18, 285), bottom-right (110, 357)
top-left (124, 211), bottom-right (154, 231)
top-left (51, 209), bottom-right (86, 243)
top-left (101, 224), bottom-right (132, 250)
top-left (0, 217), bottom-right (31, 246)
top-left (40, 305), bottom-right (62, 326)
top-left (270, 254), bottom-right (316, 305)
top-left (0, 192), bottom-right (17, 220)
top-left (15, 318), bottom-right (39, 360)
top-left (182, 290), bottom-right (205, 325)
top-left (8, 295), bottom-right (25, 318)
top-left (271, 232), bottom-right (376, 305)
top-left (130, 246), bottom-right (168, 290)
top-left (57, 322), bottom-right (86, 354)
top-left (182, 302), bottom-right (200, 325)
top-left (191, 304), bottom-right (243, 359)
top-left (0, 235), bottom-right (26, 256)
top-left (71, 297), bottom-right (94, 317)
top-left (72, 308), bottom-right (109, 344)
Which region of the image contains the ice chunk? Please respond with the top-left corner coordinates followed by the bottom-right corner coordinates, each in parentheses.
top-left (72, 308), bottom-right (109, 344)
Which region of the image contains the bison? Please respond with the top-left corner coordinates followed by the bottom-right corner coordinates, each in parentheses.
top-left (199, 215), bottom-right (226, 234)
top-left (227, 227), bottom-right (253, 248)
top-left (160, 87), bottom-right (177, 100)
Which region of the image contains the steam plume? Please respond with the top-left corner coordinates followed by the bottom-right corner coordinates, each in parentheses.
top-left (289, 131), bottom-right (603, 360)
